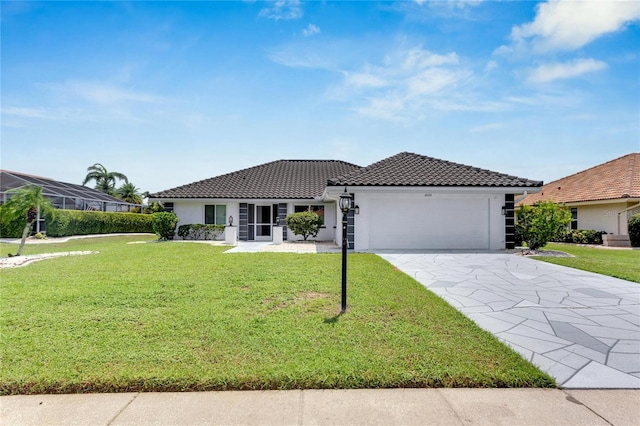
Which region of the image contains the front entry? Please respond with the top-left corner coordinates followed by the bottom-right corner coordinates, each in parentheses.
top-left (254, 205), bottom-right (272, 241)
top-left (239, 203), bottom-right (283, 241)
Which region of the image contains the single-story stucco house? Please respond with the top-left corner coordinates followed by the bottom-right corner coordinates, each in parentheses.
top-left (519, 153), bottom-right (640, 236)
top-left (149, 152), bottom-right (543, 250)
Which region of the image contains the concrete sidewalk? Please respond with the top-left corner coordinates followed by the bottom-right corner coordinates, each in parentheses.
top-left (2, 389), bottom-right (639, 425)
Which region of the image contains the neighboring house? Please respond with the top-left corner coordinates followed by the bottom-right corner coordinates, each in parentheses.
top-left (0, 170), bottom-right (139, 212)
top-left (149, 152), bottom-right (543, 250)
top-left (519, 153), bottom-right (640, 235)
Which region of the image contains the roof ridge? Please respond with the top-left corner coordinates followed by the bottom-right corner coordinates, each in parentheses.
top-left (0, 169), bottom-right (54, 181)
top-left (541, 153), bottom-right (640, 187)
top-left (621, 153), bottom-right (637, 197)
top-left (329, 151), bottom-right (542, 187)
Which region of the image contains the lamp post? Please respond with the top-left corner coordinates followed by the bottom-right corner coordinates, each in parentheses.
top-left (338, 187), bottom-right (352, 313)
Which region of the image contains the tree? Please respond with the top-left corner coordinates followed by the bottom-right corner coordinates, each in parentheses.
top-left (285, 211), bottom-right (320, 241)
top-left (116, 182), bottom-right (143, 204)
top-left (0, 185), bottom-right (55, 256)
top-left (82, 163), bottom-right (128, 195)
top-left (516, 201), bottom-right (572, 251)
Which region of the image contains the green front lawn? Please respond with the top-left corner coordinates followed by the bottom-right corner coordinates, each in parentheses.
top-left (1, 236), bottom-right (554, 394)
top-left (535, 243), bottom-right (640, 283)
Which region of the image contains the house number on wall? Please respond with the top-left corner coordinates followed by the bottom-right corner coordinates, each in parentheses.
top-left (604, 211), bottom-right (616, 217)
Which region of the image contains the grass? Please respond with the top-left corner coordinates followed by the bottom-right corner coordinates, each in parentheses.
top-left (0, 236), bottom-right (554, 394)
top-left (535, 243), bottom-right (640, 283)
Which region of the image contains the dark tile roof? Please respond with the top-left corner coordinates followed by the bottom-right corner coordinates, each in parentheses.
top-left (328, 152), bottom-right (543, 188)
top-left (150, 160), bottom-right (362, 199)
top-left (520, 153), bottom-right (640, 205)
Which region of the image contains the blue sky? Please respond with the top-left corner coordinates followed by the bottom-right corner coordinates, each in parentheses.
top-left (2, 0), bottom-right (639, 194)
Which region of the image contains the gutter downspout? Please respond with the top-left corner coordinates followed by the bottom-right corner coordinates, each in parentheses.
top-left (617, 202), bottom-right (640, 234)
top-left (322, 188), bottom-right (341, 245)
top-left (514, 191), bottom-right (528, 204)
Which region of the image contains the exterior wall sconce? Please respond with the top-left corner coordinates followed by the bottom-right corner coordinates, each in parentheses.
top-left (228, 215), bottom-right (234, 226)
top-left (501, 206), bottom-right (507, 216)
top-left (354, 205), bottom-right (360, 215)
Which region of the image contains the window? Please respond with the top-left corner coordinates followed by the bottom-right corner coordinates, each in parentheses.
top-left (570, 207), bottom-right (578, 230)
top-left (294, 205), bottom-right (325, 225)
top-left (205, 205), bottom-right (227, 225)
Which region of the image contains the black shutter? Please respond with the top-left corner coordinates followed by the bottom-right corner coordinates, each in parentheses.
top-left (505, 194), bottom-right (515, 249)
top-left (239, 203), bottom-right (248, 241)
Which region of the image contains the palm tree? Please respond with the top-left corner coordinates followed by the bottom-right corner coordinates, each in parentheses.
top-left (116, 182), bottom-right (143, 204)
top-left (1, 185), bottom-right (55, 256)
top-left (82, 163), bottom-right (128, 195)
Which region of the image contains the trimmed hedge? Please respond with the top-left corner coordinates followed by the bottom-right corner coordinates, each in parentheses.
top-left (629, 213), bottom-right (640, 247)
top-left (177, 224), bottom-right (225, 240)
top-left (555, 229), bottom-right (608, 245)
top-left (42, 210), bottom-right (153, 237)
top-left (0, 213), bottom-right (25, 238)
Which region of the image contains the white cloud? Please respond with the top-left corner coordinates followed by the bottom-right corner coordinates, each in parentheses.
top-left (527, 58), bottom-right (608, 83)
top-left (430, 0), bottom-right (483, 9)
top-left (302, 24), bottom-right (320, 37)
top-left (334, 47), bottom-right (474, 120)
top-left (401, 49), bottom-right (458, 69)
top-left (46, 81), bottom-right (162, 105)
top-left (259, 0), bottom-right (303, 21)
top-left (343, 71), bottom-right (388, 89)
top-left (510, 0), bottom-right (640, 53)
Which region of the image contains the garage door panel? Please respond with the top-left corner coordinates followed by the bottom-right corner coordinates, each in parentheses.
top-left (368, 197), bottom-right (489, 250)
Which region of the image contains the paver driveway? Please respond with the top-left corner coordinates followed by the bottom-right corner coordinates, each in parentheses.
top-left (376, 251), bottom-right (640, 389)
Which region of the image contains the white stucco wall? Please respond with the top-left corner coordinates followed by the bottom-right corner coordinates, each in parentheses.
top-left (574, 202), bottom-right (640, 235)
top-left (285, 202), bottom-right (336, 241)
top-left (173, 201), bottom-right (239, 228)
top-left (171, 200), bottom-right (336, 241)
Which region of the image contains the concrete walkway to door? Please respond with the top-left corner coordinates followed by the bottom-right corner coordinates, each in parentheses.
top-left (375, 251), bottom-right (640, 389)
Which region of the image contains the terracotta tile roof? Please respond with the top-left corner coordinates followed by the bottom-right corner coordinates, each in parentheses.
top-left (328, 152), bottom-right (543, 188)
top-left (150, 160), bottom-right (362, 199)
top-left (520, 153), bottom-right (640, 205)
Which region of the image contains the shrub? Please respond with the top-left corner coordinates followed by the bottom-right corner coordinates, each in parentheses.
top-left (177, 224), bottom-right (225, 240)
top-left (144, 202), bottom-right (166, 214)
top-left (516, 201), bottom-right (572, 250)
top-left (285, 211), bottom-right (320, 241)
top-left (41, 210), bottom-right (153, 237)
top-left (556, 229), bottom-right (607, 245)
top-left (152, 212), bottom-right (179, 240)
top-left (0, 207), bottom-right (25, 238)
top-left (629, 213), bottom-right (640, 247)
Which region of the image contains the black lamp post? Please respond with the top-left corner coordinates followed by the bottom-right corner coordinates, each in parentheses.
top-left (338, 187), bottom-right (352, 313)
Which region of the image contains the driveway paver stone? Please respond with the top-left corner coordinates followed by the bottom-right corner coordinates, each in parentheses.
top-left (375, 251), bottom-right (640, 389)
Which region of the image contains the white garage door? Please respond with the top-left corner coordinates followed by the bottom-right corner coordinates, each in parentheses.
top-left (368, 197), bottom-right (490, 250)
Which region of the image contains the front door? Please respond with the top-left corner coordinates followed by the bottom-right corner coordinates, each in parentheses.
top-left (254, 205), bottom-right (272, 241)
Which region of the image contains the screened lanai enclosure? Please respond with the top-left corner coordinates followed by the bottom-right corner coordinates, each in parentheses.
top-left (0, 170), bottom-right (142, 212)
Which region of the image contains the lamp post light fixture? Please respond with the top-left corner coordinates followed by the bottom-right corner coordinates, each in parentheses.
top-left (339, 187), bottom-right (352, 313)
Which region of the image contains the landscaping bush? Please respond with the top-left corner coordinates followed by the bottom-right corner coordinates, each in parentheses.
top-left (0, 209), bottom-right (25, 238)
top-left (177, 224), bottom-right (225, 240)
top-left (515, 201), bottom-right (571, 250)
top-left (556, 229), bottom-right (607, 245)
top-left (285, 211), bottom-right (320, 241)
top-left (629, 213), bottom-right (640, 247)
top-left (41, 210), bottom-right (153, 237)
top-left (152, 212), bottom-right (179, 240)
